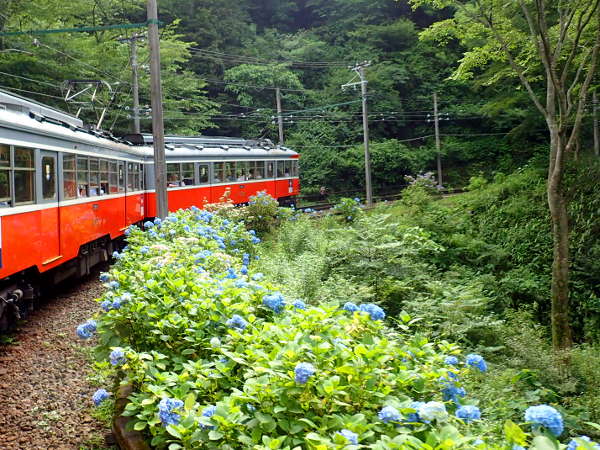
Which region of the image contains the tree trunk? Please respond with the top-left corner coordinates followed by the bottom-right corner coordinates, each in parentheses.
top-left (547, 129), bottom-right (573, 351)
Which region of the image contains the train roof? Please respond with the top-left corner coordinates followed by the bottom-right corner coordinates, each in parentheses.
top-left (0, 90), bottom-right (298, 159)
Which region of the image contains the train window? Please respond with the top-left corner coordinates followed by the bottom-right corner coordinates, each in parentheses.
top-left (41, 155), bottom-right (57, 200)
top-left (236, 161), bottom-right (248, 181)
top-left (214, 162), bottom-right (224, 183)
top-left (127, 162), bottom-right (134, 191)
top-left (292, 160), bottom-right (299, 177)
top-left (253, 161), bottom-right (265, 180)
top-left (63, 155), bottom-right (76, 200)
top-left (0, 145), bottom-right (10, 207)
top-left (99, 159), bottom-right (109, 195)
top-left (266, 161), bottom-right (274, 178)
top-left (14, 147), bottom-right (35, 204)
top-left (77, 156), bottom-right (89, 197)
top-left (276, 161), bottom-right (285, 178)
top-left (89, 158), bottom-right (100, 196)
top-left (182, 163), bottom-right (194, 186)
top-left (118, 162), bottom-right (125, 193)
top-left (224, 162), bottom-right (235, 182)
top-left (198, 164), bottom-right (209, 184)
top-left (167, 163), bottom-right (180, 187)
top-left (109, 161), bottom-right (118, 194)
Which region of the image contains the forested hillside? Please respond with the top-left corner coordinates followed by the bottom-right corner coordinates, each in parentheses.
top-left (4, 0), bottom-right (596, 193)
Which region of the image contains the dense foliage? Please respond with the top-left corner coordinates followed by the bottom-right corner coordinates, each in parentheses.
top-left (4, 0), bottom-right (596, 192)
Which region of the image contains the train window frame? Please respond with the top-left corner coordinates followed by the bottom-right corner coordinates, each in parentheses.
top-left (77, 156), bottom-right (89, 198)
top-left (108, 161), bottom-right (118, 194)
top-left (266, 161), bottom-right (274, 179)
top-left (276, 160), bottom-right (285, 178)
top-left (253, 161), bottom-right (265, 180)
top-left (0, 144), bottom-right (12, 207)
top-left (118, 162), bottom-right (125, 193)
top-left (166, 163), bottom-right (181, 187)
top-left (198, 163), bottom-right (209, 184)
top-left (13, 147), bottom-right (36, 205)
top-left (181, 162), bottom-right (195, 186)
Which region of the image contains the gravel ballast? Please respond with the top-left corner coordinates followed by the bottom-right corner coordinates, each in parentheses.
top-left (0, 275), bottom-right (114, 449)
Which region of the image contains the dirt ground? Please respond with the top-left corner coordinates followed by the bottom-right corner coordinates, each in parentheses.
top-left (0, 275), bottom-right (115, 450)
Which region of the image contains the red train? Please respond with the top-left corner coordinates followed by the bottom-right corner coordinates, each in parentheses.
top-left (0, 90), bottom-right (299, 331)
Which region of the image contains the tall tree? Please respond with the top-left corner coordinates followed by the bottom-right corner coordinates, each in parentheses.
top-left (411, 0), bottom-right (600, 351)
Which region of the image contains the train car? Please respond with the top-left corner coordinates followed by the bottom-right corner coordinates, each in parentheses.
top-left (0, 90), bottom-right (299, 331)
top-left (142, 135), bottom-right (300, 215)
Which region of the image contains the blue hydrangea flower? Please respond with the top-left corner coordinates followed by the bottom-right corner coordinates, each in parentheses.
top-left (92, 388), bottom-right (110, 406)
top-left (76, 323), bottom-right (93, 339)
top-left (112, 298), bottom-right (123, 310)
top-left (456, 405), bottom-right (481, 423)
top-left (566, 436), bottom-right (600, 450)
top-left (292, 299), bottom-right (307, 310)
top-left (249, 230), bottom-right (256, 235)
top-left (512, 446), bottom-right (526, 450)
top-left (252, 273), bottom-right (264, 281)
top-left (466, 354), bottom-right (487, 372)
top-left (441, 379), bottom-right (466, 404)
top-left (112, 251), bottom-right (122, 259)
top-left (183, 225), bottom-right (191, 232)
top-left (226, 314), bottom-right (248, 330)
top-left (407, 401), bottom-right (425, 422)
top-left (524, 404), bottom-right (563, 436)
top-left (358, 303), bottom-right (386, 321)
top-left (252, 236), bottom-right (261, 244)
top-left (335, 429), bottom-right (358, 445)
top-left (294, 362), bottom-right (316, 384)
top-left (200, 405), bottom-right (217, 429)
top-left (109, 348), bottom-right (126, 366)
top-left (417, 402), bottom-right (448, 422)
top-left (101, 300), bottom-right (112, 312)
top-left (354, 197), bottom-right (361, 202)
top-left (225, 268), bottom-right (237, 279)
top-left (242, 253), bottom-right (250, 264)
top-left (140, 246), bottom-right (149, 254)
top-left (99, 273), bottom-right (110, 282)
top-left (263, 293), bottom-right (286, 313)
top-left (246, 404), bottom-right (256, 413)
top-left (240, 265), bottom-right (248, 275)
top-left (473, 439), bottom-right (484, 446)
top-left (378, 405), bottom-right (401, 423)
top-left (121, 293), bottom-right (133, 302)
top-left (158, 397), bottom-right (184, 426)
top-left (342, 302), bottom-right (359, 312)
top-left (108, 281), bottom-right (120, 290)
top-left (444, 355), bottom-right (459, 365)
top-left (154, 217), bottom-right (162, 225)
top-left (144, 221), bottom-right (154, 228)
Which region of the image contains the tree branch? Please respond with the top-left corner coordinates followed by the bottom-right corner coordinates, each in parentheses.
top-left (559, 0), bottom-right (600, 85)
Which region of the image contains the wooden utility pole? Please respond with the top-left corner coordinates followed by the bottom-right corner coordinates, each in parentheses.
top-left (594, 91), bottom-right (599, 157)
top-left (276, 87), bottom-right (284, 145)
top-left (342, 61), bottom-right (372, 206)
top-left (147, 0), bottom-right (168, 218)
top-left (359, 65), bottom-right (373, 206)
top-left (433, 92), bottom-right (442, 187)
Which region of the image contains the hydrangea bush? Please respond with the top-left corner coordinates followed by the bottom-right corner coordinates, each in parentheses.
top-left (79, 207), bottom-right (599, 449)
top-left (332, 197), bottom-right (363, 223)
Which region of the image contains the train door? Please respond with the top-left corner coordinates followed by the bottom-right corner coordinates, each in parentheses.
top-left (38, 150), bottom-right (61, 264)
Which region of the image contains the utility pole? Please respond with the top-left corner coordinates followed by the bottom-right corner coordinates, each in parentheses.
top-left (118, 33), bottom-right (143, 133)
top-left (433, 92), bottom-right (442, 187)
top-left (275, 87), bottom-right (284, 145)
top-left (147, 0), bottom-right (168, 218)
top-left (594, 91), bottom-right (599, 157)
top-left (342, 61), bottom-right (372, 206)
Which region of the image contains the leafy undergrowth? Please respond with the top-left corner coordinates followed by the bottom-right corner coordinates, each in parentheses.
top-left (75, 195), bottom-right (600, 449)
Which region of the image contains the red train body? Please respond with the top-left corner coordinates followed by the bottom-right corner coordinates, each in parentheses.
top-left (0, 90), bottom-right (299, 330)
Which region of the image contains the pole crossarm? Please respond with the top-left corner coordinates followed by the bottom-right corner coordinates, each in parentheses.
top-left (0, 21), bottom-right (164, 37)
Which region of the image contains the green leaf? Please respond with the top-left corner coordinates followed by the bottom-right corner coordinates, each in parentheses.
top-left (208, 430), bottom-right (224, 440)
top-left (184, 392), bottom-right (196, 411)
top-left (504, 420), bottom-right (527, 445)
top-left (531, 436), bottom-right (559, 450)
top-left (166, 425), bottom-right (182, 439)
top-left (133, 421), bottom-right (147, 431)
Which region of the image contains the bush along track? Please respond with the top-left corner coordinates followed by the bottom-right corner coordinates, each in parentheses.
top-left (76, 203), bottom-right (599, 449)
